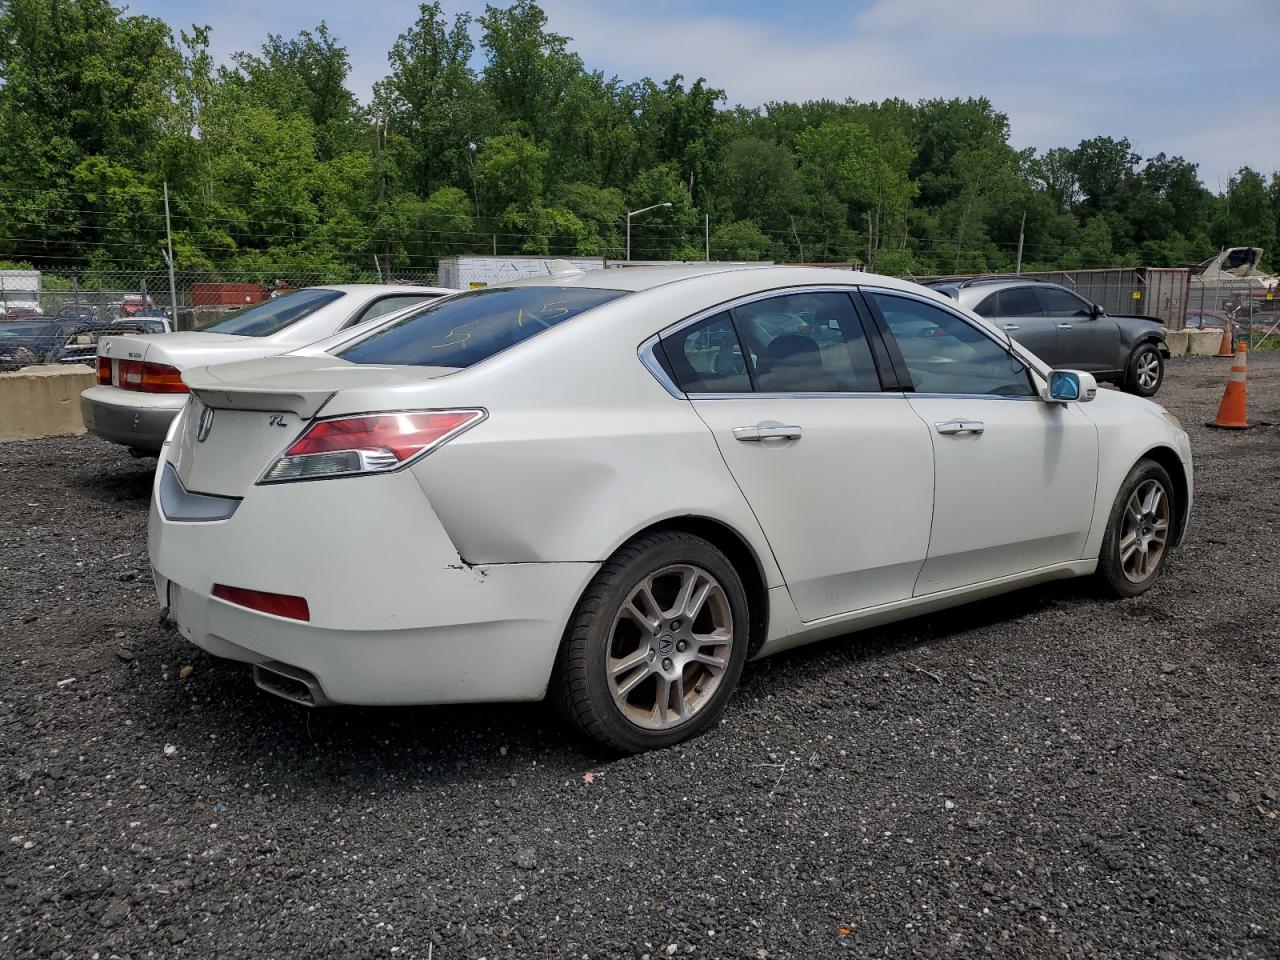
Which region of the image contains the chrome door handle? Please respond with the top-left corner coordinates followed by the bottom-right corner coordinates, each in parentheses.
top-left (1002, 323), bottom-right (1020, 331)
top-left (733, 422), bottom-right (803, 442)
top-left (1057, 322), bottom-right (1073, 330)
top-left (934, 418), bottom-right (985, 436)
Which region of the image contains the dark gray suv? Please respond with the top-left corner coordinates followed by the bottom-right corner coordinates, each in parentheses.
top-left (926, 277), bottom-right (1170, 397)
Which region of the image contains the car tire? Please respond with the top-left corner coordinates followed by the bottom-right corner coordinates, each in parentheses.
top-left (1096, 459), bottom-right (1176, 598)
top-left (1123, 343), bottom-right (1164, 397)
top-left (552, 531), bottom-right (751, 753)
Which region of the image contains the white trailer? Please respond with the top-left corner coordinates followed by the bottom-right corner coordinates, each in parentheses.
top-left (437, 255), bottom-right (606, 290)
top-left (0, 269), bottom-right (42, 313)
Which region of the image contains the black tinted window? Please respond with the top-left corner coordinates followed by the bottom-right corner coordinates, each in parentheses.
top-left (202, 288), bottom-right (345, 337)
top-left (1037, 287), bottom-right (1091, 317)
top-left (660, 312), bottom-right (750, 393)
top-left (974, 295), bottom-right (997, 318)
top-left (733, 292), bottom-right (880, 392)
top-left (339, 286), bottom-right (625, 368)
top-left (870, 293), bottom-right (1035, 397)
top-left (997, 287), bottom-right (1043, 317)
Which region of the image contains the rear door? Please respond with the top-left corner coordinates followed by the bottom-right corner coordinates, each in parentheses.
top-left (661, 289), bottom-right (935, 622)
top-left (978, 286), bottom-right (1061, 364)
top-left (864, 289), bottom-right (1099, 595)
top-left (1036, 286), bottom-right (1120, 372)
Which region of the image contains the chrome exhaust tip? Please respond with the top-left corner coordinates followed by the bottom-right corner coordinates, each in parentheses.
top-left (253, 661), bottom-right (332, 707)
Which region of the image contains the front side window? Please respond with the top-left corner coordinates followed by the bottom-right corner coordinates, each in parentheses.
top-left (1037, 286), bottom-right (1092, 317)
top-left (201, 288), bottom-right (346, 337)
top-left (869, 293), bottom-right (1035, 397)
top-left (997, 286), bottom-right (1043, 317)
top-left (660, 312), bottom-right (751, 394)
top-left (731, 292), bottom-right (880, 393)
top-left (338, 286), bottom-right (626, 368)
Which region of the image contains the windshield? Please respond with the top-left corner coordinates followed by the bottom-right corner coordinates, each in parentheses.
top-left (200, 288), bottom-right (345, 337)
top-left (338, 286), bottom-right (626, 368)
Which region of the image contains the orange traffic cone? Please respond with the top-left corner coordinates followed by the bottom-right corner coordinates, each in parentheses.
top-left (1206, 341), bottom-right (1251, 429)
top-left (1215, 324), bottom-right (1234, 358)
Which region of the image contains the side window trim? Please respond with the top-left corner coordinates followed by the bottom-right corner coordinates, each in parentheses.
top-left (643, 285), bottom-right (903, 399)
top-left (849, 289), bottom-right (909, 391)
top-left (859, 286), bottom-right (1043, 399)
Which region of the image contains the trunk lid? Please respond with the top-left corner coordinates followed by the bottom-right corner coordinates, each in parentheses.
top-left (171, 356), bottom-right (458, 496)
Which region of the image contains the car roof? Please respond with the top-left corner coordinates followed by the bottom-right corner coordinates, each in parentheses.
top-left (494, 263), bottom-right (931, 296)
top-left (927, 277), bottom-right (1066, 304)
top-left (308, 284), bottom-right (456, 295)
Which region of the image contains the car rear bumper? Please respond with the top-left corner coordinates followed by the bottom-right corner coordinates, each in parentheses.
top-left (81, 386), bottom-right (185, 453)
top-left (147, 464), bottom-right (598, 705)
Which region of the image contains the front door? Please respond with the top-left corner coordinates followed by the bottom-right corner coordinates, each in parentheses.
top-left (659, 291), bottom-right (935, 622)
top-left (1037, 286), bottom-right (1121, 372)
top-left (864, 289), bottom-right (1100, 595)
top-left (978, 285), bottom-right (1061, 365)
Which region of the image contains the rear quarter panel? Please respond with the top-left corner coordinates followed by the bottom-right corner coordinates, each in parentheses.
top-left (372, 274), bottom-right (798, 589)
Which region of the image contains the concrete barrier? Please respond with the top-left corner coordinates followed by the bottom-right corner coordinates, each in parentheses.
top-left (0, 365), bottom-right (97, 441)
top-left (1164, 329), bottom-right (1225, 357)
top-left (1187, 329), bottom-right (1225, 356)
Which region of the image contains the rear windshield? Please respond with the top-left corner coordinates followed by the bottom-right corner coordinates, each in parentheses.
top-left (337, 286), bottom-right (626, 368)
top-left (200, 288), bottom-right (345, 337)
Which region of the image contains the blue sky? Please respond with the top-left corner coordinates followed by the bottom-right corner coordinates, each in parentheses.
top-left (127, 0), bottom-right (1269, 191)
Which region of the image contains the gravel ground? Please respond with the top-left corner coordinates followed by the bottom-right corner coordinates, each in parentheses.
top-left (2, 356), bottom-right (1278, 960)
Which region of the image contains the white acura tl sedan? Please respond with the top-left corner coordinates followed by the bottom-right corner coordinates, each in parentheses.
top-left (82, 284), bottom-right (453, 455)
top-left (148, 265), bottom-right (1192, 752)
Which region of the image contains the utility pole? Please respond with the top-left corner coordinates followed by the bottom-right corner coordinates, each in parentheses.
top-left (374, 115), bottom-right (391, 280)
top-left (705, 214), bottom-right (710, 262)
top-left (163, 181), bottom-right (179, 328)
top-left (1015, 211), bottom-right (1026, 275)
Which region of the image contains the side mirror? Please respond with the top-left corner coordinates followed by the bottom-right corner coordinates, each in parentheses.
top-left (1090, 303), bottom-right (1105, 319)
top-left (1047, 370), bottom-right (1097, 403)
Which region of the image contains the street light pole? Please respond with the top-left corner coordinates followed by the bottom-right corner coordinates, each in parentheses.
top-left (626, 202), bottom-right (672, 263)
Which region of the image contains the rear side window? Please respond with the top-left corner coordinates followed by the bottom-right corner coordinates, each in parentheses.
top-left (201, 288), bottom-right (345, 337)
top-left (997, 287), bottom-right (1043, 317)
top-left (350, 293), bottom-right (440, 327)
top-left (338, 286), bottom-right (625, 368)
top-left (732, 292), bottom-right (880, 392)
top-left (660, 312), bottom-right (751, 393)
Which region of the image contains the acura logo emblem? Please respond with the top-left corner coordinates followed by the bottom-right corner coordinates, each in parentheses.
top-left (196, 405), bottom-right (215, 442)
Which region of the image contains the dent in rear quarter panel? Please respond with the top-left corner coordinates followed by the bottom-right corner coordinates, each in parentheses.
top-left (1078, 391), bottom-right (1193, 560)
top-left (410, 398), bottom-right (784, 589)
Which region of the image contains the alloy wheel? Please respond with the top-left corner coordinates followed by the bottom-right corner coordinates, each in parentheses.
top-left (1119, 478), bottom-right (1170, 583)
top-left (1136, 352), bottom-right (1160, 390)
top-left (607, 563), bottom-right (733, 730)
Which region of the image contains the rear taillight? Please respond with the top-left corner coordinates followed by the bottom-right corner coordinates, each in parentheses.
top-left (260, 409), bottom-right (485, 483)
top-left (212, 584), bottom-right (310, 621)
top-left (117, 360), bottom-right (188, 394)
top-left (96, 357), bottom-right (112, 385)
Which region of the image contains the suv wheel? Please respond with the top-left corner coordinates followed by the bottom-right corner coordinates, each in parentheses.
top-left (552, 531), bottom-right (750, 753)
top-left (1124, 343), bottom-right (1164, 397)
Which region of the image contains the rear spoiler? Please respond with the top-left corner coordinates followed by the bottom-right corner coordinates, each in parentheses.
top-left (184, 365), bottom-right (335, 418)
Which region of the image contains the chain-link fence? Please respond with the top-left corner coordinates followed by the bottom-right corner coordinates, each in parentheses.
top-left (0, 267), bottom-right (443, 371)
